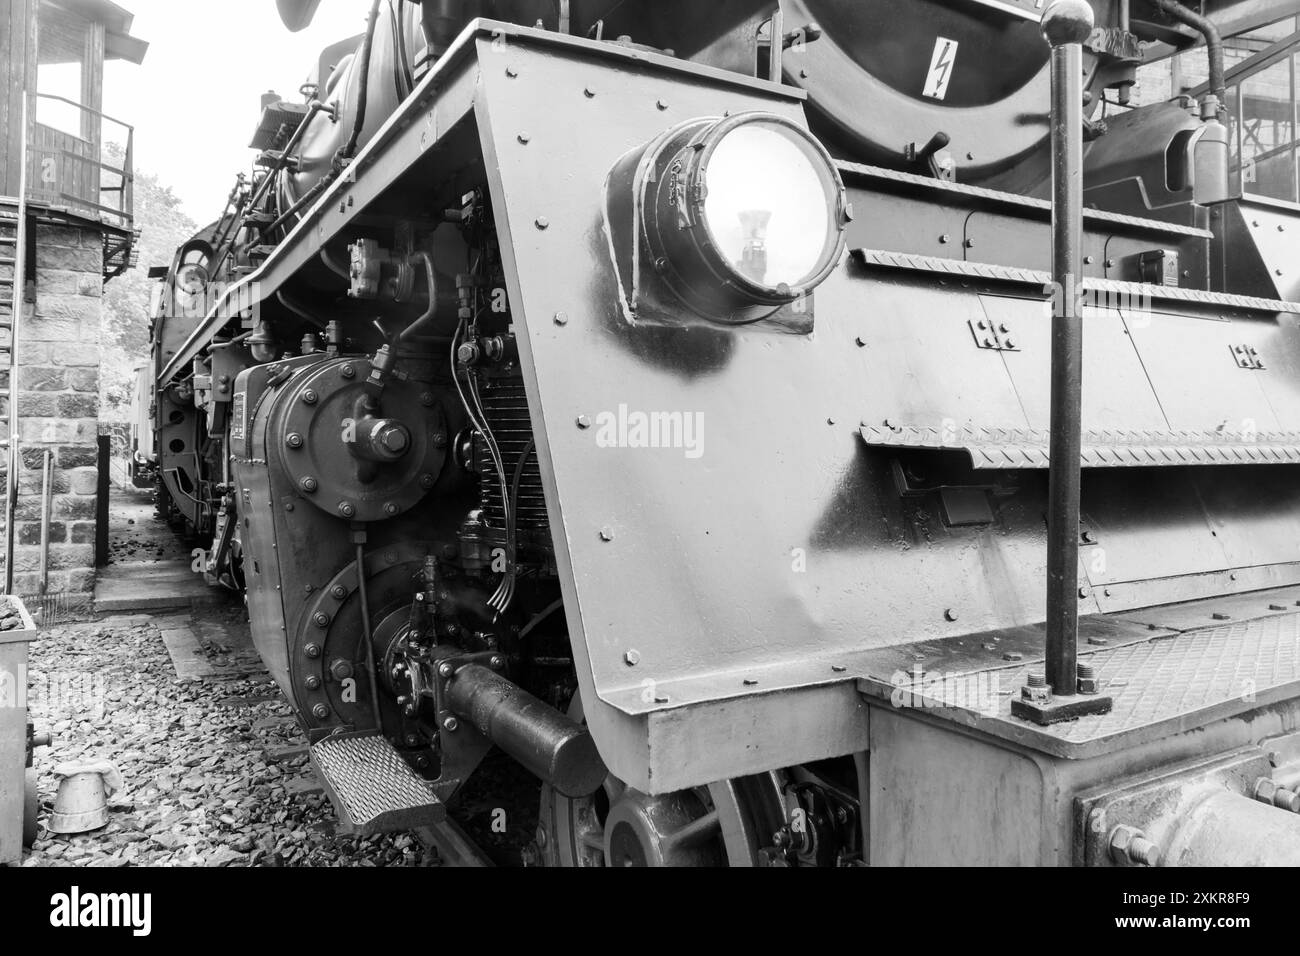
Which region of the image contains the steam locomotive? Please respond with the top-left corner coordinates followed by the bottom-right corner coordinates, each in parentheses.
top-left (140, 0), bottom-right (1300, 865)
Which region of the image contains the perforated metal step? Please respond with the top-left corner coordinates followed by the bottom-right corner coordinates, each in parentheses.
top-left (309, 731), bottom-right (445, 836)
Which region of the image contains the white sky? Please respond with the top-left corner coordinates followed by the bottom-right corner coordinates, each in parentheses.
top-left (102, 1), bottom-right (375, 222)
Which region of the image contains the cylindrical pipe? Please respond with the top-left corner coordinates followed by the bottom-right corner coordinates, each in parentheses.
top-left (1042, 2), bottom-right (1093, 696)
top-left (445, 664), bottom-right (607, 797)
top-left (1151, 0), bottom-right (1225, 104)
top-left (1164, 790), bottom-right (1300, 866)
top-left (38, 449), bottom-right (53, 596)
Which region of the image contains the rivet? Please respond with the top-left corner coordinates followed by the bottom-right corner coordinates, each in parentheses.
top-left (312, 703), bottom-right (330, 719)
top-left (554, 311), bottom-right (569, 326)
top-left (599, 526), bottom-right (614, 542)
top-left (285, 503), bottom-right (295, 512)
top-left (584, 86), bottom-right (596, 98)
top-left (944, 608), bottom-right (958, 622)
top-left (536, 217), bottom-right (549, 230)
top-left (800, 69), bottom-right (809, 79)
top-left (855, 336), bottom-right (867, 347)
top-left (827, 417), bottom-right (836, 425)
top-left (338, 501), bottom-right (356, 518)
top-left (300, 477), bottom-right (318, 493)
top-left (576, 415), bottom-right (591, 429)
top-left (656, 99), bottom-right (669, 110)
top-left (305, 643), bottom-right (322, 659)
top-left (505, 66), bottom-right (517, 78)
top-left (624, 649), bottom-right (641, 666)
top-left (939, 234), bottom-right (951, 244)
top-left (1079, 586), bottom-right (1090, 598)
top-left (517, 131), bottom-right (530, 144)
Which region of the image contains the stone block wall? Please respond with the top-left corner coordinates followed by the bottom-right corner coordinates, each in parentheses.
top-left (0, 222), bottom-right (103, 599)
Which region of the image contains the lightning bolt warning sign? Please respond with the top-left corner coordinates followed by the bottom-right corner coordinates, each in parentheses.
top-left (923, 37), bottom-right (958, 100)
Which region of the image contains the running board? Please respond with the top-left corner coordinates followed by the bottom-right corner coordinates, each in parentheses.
top-left (309, 731), bottom-right (446, 836)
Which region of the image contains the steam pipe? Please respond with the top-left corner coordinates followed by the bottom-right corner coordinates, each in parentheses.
top-left (340, 0), bottom-right (383, 165)
top-left (1151, 0), bottom-right (1225, 104)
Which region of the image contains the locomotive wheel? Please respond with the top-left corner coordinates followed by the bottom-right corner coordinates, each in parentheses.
top-left (22, 768), bottom-right (38, 848)
top-left (535, 696), bottom-right (789, 867)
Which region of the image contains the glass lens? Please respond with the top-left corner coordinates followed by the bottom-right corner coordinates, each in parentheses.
top-left (702, 122), bottom-right (834, 289)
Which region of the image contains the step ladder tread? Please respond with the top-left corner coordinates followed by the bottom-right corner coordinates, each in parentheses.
top-left (309, 731), bottom-right (445, 836)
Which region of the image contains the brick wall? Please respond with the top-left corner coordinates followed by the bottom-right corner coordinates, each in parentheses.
top-left (2, 222), bottom-right (103, 599)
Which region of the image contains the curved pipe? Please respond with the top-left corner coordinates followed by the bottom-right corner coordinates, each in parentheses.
top-left (340, 0), bottom-right (383, 164)
top-left (398, 251), bottom-right (439, 342)
top-left (1151, 0), bottom-right (1225, 104)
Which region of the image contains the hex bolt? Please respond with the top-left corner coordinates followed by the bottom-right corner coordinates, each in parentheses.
top-left (438, 662), bottom-right (455, 679)
top-left (304, 676), bottom-right (322, 690)
top-left (384, 503), bottom-right (399, 516)
top-left (554, 311), bottom-right (569, 326)
top-left (1253, 778), bottom-right (1300, 813)
top-left (1077, 662), bottom-right (1100, 695)
top-left (300, 476), bottom-right (319, 493)
top-left (305, 643), bottom-right (322, 659)
top-left (420, 473), bottom-right (436, 490)
top-left (535, 217), bottom-right (549, 230)
top-left (599, 526), bottom-right (614, 542)
top-left (944, 608), bottom-right (958, 622)
top-left (1027, 673), bottom-right (1047, 688)
top-left (584, 86), bottom-right (596, 98)
top-left (301, 389), bottom-right (318, 405)
top-left (442, 716), bottom-right (459, 732)
top-left (624, 649), bottom-right (641, 666)
top-left (341, 364), bottom-right (355, 379)
top-left (331, 585), bottom-right (347, 600)
top-left (312, 703), bottom-right (330, 719)
top-left (313, 612), bottom-right (330, 628)
top-left (656, 99), bottom-right (669, 110)
top-left (517, 131), bottom-right (531, 144)
top-left (330, 660), bottom-right (354, 681)
top-left (576, 415), bottom-right (591, 429)
top-left (1108, 824), bottom-right (1160, 867)
top-left (286, 432), bottom-right (304, 449)
top-left (338, 501), bottom-right (356, 518)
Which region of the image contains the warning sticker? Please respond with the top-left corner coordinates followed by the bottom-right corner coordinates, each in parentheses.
top-left (923, 37), bottom-right (959, 100)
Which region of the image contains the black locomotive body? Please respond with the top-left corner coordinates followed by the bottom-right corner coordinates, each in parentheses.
top-left (143, 0), bottom-right (1300, 865)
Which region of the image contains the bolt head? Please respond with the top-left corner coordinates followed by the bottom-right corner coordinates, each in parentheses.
top-left (624, 649), bottom-right (641, 666)
top-left (599, 526), bottom-right (614, 542)
top-left (305, 643), bottom-right (322, 658)
top-left (300, 476), bottom-right (318, 493)
top-left (304, 676), bottom-right (322, 690)
top-left (338, 502), bottom-right (356, 518)
top-left (384, 502), bottom-right (399, 516)
top-left (438, 662), bottom-right (454, 679)
top-left (1041, 0), bottom-right (1095, 48)
top-left (420, 473), bottom-right (436, 490)
top-left (313, 612), bottom-right (329, 627)
top-left (302, 389), bottom-right (318, 405)
top-left (576, 415), bottom-right (591, 429)
top-left (312, 703), bottom-right (330, 719)
top-left (286, 432), bottom-right (304, 449)
top-left (331, 585), bottom-right (347, 599)
top-left (340, 364), bottom-right (355, 379)
top-left (944, 608), bottom-right (958, 622)
top-left (442, 716), bottom-right (459, 732)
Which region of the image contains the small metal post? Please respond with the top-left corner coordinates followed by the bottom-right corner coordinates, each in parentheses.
top-left (38, 449), bottom-right (52, 596)
top-left (1043, 1), bottom-right (1093, 696)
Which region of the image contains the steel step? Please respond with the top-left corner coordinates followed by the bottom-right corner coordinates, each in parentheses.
top-left (309, 730), bottom-right (445, 836)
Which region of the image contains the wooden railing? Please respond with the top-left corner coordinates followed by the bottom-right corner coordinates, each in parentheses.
top-left (24, 93), bottom-right (134, 231)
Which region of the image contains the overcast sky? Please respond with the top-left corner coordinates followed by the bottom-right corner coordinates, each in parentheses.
top-left (102, 1), bottom-right (375, 222)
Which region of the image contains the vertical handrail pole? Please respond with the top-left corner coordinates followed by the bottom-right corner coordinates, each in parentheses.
top-left (38, 449), bottom-right (52, 596)
top-left (1042, 2), bottom-right (1094, 695)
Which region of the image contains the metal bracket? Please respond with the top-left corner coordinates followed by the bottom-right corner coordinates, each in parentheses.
top-left (1011, 690), bottom-right (1114, 725)
top-left (968, 316), bottom-right (1020, 351)
top-left (1230, 343), bottom-right (1265, 370)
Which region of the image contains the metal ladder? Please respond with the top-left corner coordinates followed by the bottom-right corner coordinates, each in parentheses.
top-left (1, 95), bottom-right (30, 595)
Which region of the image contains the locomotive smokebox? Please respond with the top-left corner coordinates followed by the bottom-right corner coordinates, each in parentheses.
top-left (445, 664), bottom-right (607, 797)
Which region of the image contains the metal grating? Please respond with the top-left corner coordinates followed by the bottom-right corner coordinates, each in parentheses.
top-left (868, 611), bottom-right (1300, 758)
top-left (310, 732), bottom-right (445, 834)
top-left (861, 424), bottom-right (1300, 468)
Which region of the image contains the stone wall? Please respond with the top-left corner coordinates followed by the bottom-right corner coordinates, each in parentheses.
top-left (1, 222), bottom-right (103, 599)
